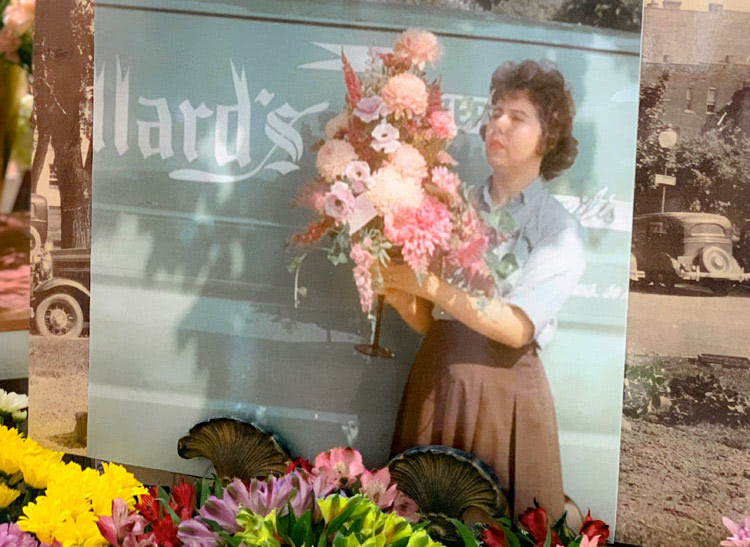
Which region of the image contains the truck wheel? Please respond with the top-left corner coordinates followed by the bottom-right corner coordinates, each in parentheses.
top-left (35, 293), bottom-right (84, 338)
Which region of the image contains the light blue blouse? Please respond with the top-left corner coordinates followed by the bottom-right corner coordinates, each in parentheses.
top-left (434, 176), bottom-right (586, 348)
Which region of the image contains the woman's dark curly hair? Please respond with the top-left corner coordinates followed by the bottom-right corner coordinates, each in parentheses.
top-left (481, 60), bottom-right (578, 181)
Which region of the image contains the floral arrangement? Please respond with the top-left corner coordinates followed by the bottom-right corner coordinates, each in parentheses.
top-left (0, 0), bottom-right (33, 71)
top-left (290, 29), bottom-right (497, 314)
top-left (1, 431), bottom-right (620, 547)
top-left (0, 425), bottom-right (147, 546)
top-left (0, 388), bottom-right (27, 428)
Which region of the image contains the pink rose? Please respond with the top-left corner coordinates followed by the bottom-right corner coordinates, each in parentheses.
top-left (0, 26), bottom-right (21, 63)
top-left (324, 181), bottom-right (356, 224)
top-left (2, 0), bottom-right (34, 36)
top-left (429, 111), bottom-right (457, 139)
top-left (353, 95), bottom-right (386, 123)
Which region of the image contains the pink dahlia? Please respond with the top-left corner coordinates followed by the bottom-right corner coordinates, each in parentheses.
top-left (324, 111), bottom-right (349, 139)
top-left (387, 144), bottom-right (428, 186)
top-left (428, 110), bottom-right (457, 139)
top-left (350, 243), bottom-right (375, 312)
top-left (381, 73), bottom-right (428, 120)
top-left (316, 139), bottom-right (359, 182)
top-left (359, 468), bottom-right (398, 510)
top-left (393, 29), bottom-right (441, 71)
top-left (722, 516), bottom-right (750, 547)
top-left (0, 27), bottom-right (20, 63)
top-left (324, 181), bottom-right (356, 224)
top-left (313, 447), bottom-right (366, 483)
top-left (430, 166), bottom-right (461, 198)
top-left (385, 196), bottom-right (452, 274)
top-left (367, 166), bottom-right (424, 216)
top-left (2, 0), bottom-right (34, 36)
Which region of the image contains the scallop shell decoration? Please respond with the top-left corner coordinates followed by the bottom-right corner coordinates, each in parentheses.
top-left (388, 446), bottom-right (508, 545)
top-left (178, 417), bottom-right (291, 481)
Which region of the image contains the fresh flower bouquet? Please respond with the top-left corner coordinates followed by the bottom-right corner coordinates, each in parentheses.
top-left (290, 29), bottom-right (497, 332)
top-left (0, 0), bottom-right (33, 72)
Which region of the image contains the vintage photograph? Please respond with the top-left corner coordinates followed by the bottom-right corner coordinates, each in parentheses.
top-left (616, 1), bottom-right (750, 545)
top-left (86, 0), bottom-right (640, 533)
top-left (26, 0), bottom-right (92, 455)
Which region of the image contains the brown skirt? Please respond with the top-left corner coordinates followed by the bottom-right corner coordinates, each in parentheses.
top-left (390, 320), bottom-right (564, 519)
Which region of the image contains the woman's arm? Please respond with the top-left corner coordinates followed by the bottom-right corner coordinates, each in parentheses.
top-left (383, 265), bottom-right (533, 348)
top-left (382, 288), bottom-right (434, 335)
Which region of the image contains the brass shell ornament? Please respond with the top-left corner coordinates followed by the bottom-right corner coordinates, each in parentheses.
top-left (388, 446), bottom-right (508, 544)
top-left (178, 417), bottom-right (291, 481)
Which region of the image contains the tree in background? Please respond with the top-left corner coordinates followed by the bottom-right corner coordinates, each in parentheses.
top-left (554, 0), bottom-right (642, 31)
top-left (633, 71), bottom-right (670, 214)
top-left (32, 0), bottom-right (93, 249)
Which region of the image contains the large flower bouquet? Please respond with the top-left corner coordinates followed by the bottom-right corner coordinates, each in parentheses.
top-left (0, 0), bottom-right (33, 71)
top-left (290, 29), bottom-right (496, 315)
top-left (0, 428), bottom-right (620, 547)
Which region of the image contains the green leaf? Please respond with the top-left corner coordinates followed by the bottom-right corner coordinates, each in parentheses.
top-left (198, 478), bottom-right (210, 508)
top-left (542, 522), bottom-right (552, 547)
top-left (448, 518), bottom-right (479, 547)
top-left (291, 510), bottom-right (314, 547)
top-left (214, 478), bottom-right (224, 498)
top-left (326, 496), bottom-right (363, 535)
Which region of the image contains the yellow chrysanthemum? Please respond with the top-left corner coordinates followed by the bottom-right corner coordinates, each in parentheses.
top-left (0, 482), bottom-right (21, 508)
top-left (0, 425), bottom-right (25, 474)
top-left (19, 449), bottom-right (65, 489)
top-left (53, 510), bottom-right (108, 547)
top-left (17, 495), bottom-right (72, 544)
top-left (89, 462), bottom-right (147, 515)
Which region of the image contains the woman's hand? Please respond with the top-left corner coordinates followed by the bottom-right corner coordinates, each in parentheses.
top-left (382, 263), bottom-right (441, 302)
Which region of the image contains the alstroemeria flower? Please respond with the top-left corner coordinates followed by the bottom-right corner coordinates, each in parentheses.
top-left (392, 491), bottom-right (419, 522)
top-left (0, 388), bottom-right (28, 414)
top-left (519, 505), bottom-right (561, 547)
top-left (371, 120), bottom-right (401, 154)
top-left (359, 468), bottom-right (398, 509)
top-left (96, 497), bottom-right (147, 547)
top-left (354, 95), bottom-right (387, 123)
top-left (481, 524), bottom-right (508, 547)
top-left (324, 181), bottom-right (356, 224)
top-left (579, 510), bottom-right (609, 545)
top-left (313, 447), bottom-right (366, 483)
top-left (722, 516), bottom-right (750, 547)
top-left (0, 522), bottom-right (38, 547)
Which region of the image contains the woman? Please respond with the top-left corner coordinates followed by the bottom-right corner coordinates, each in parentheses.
top-left (383, 60), bottom-right (585, 520)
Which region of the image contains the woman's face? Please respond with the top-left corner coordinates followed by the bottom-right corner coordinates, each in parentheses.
top-left (484, 90), bottom-right (544, 172)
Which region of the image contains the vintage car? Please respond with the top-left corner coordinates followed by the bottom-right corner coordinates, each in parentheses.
top-left (630, 212), bottom-right (750, 294)
top-left (30, 193), bottom-right (90, 337)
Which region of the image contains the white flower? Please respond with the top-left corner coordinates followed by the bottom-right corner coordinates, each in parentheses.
top-left (371, 120), bottom-right (401, 154)
top-left (0, 389), bottom-right (28, 414)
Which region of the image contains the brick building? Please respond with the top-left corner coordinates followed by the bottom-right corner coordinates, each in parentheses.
top-left (641, 1), bottom-right (750, 137)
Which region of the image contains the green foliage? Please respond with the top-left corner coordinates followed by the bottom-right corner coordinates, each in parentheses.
top-left (553, 0), bottom-right (641, 31)
top-left (634, 72), bottom-right (670, 213)
top-left (623, 360), bottom-right (668, 418)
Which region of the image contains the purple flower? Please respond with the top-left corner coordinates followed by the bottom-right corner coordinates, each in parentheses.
top-left (177, 518), bottom-right (220, 547)
top-left (722, 516), bottom-right (750, 547)
top-left (324, 181), bottom-right (356, 224)
top-left (0, 523), bottom-right (39, 547)
top-left (354, 95), bottom-right (386, 123)
top-left (371, 120), bottom-right (401, 154)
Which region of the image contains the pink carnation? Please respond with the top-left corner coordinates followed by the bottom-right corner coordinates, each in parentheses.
top-left (367, 166), bottom-right (424, 216)
top-left (354, 95), bottom-right (386, 123)
top-left (381, 73), bottom-right (428, 120)
top-left (350, 243), bottom-right (375, 312)
top-left (385, 196), bottom-right (452, 274)
top-left (430, 166), bottom-right (461, 197)
top-left (393, 29), bottom-right (441, 70)
top-left (387, 144), bottom-right (428, 186)
top-left (429, 110), bottom-right (457, 139)
top-left (0, 26), bottom-right (21, 63)
top-left (2, 0), bottom-right (34, 36)
top-left (316, 139), bottom-right (359, 182)
top-left (324, 181), bottom-right (356, 224)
